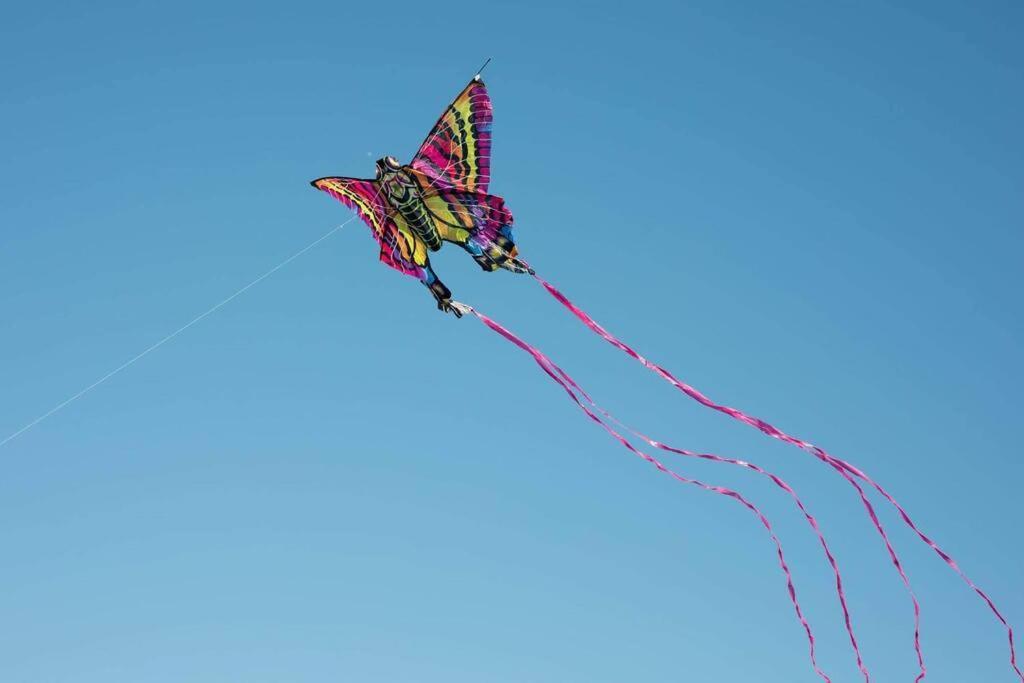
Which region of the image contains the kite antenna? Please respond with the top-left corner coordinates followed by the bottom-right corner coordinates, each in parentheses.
top-left (473, 57), bottom-right (492, 81)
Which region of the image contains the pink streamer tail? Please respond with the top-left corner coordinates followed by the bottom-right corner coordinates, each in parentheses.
top-left (531, 271), bottom-right (1020, 682)
top-left (549, 364), bottom-right (871, 682)
top-left (463, 304), bottom-right (834, 683)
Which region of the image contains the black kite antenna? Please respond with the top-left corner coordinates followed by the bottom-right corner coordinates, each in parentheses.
top-left (473, 57), bottom-right (492, 81)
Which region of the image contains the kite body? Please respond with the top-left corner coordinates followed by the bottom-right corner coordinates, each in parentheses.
top-left (311, 77), bottom-right (530, 317)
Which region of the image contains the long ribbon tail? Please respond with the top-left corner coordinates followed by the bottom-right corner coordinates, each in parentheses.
top-left (454, 302), bottom-right (833, 683)
top-left (548, 365), bottom-right (872, 682)
top-left (531, 271), bottom-right (1019, 682)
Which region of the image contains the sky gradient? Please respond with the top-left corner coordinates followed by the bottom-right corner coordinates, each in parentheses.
top-left (1, 1), bottom-right (1022, 681)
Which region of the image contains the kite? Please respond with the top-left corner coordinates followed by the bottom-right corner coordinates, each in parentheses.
top-left (311, 68), bottom-right (1021, 681)
top-left (311, 72), bottom-right (531, 318)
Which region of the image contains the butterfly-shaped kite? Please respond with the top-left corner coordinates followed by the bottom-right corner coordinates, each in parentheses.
top-left (311, 75), bottom-right (531, 317)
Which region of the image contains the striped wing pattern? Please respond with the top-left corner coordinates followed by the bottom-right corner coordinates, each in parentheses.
top-left (420, 186), bottom-right (514, 251)
top-left (410, 78), bottom-right (493, 193)
top-left (311, 177), bottom-right (429, 278)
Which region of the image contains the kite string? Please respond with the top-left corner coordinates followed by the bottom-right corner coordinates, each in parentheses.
top-left (454, 302), bottom-right (833, 683)
top-left (0, 219), bottom-right (355, 449)
top-left (530, 269), bottom-right (1019, 682)
top-left (545, 364), bottom-right (872, 682)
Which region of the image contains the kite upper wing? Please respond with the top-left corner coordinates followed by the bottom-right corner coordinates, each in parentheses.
top-left (311, 176), bottom-right (430, 278)
top-left (410, 77), bottom-right (493, 194)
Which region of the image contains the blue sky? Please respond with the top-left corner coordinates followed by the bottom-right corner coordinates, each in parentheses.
top-left (1, 1), bottom-right (1022, 681)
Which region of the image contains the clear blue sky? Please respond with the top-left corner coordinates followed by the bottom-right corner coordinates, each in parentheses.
top-left (1, 1), bottom-right (1022, 681)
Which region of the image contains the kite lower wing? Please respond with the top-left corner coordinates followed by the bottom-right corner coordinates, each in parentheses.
top-left (419, 186), bottom-right (513, 245)
top-left (419, 185), bottom-right (520, 271)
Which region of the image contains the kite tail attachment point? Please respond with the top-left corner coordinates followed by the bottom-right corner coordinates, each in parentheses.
top-left (450, 301), bottom-right (474, 317)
